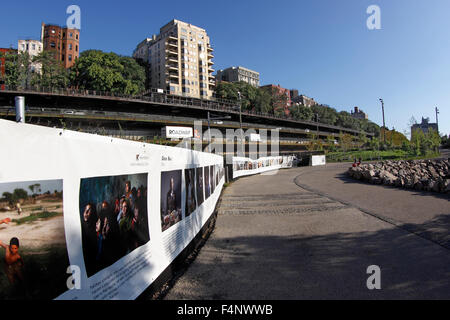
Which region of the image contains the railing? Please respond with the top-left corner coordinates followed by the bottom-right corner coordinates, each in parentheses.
top-left (0, 85), bottom-right (373, 136)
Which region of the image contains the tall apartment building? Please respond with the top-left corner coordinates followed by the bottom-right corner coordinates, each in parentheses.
top-left (215, 66), bottom-right (260, 87)
top-left (133, 19), bottom-right (215, 99)
top-left (18, 39), bottom-right (43, 73)
top-left (41, 23), bottom-right (80, 69)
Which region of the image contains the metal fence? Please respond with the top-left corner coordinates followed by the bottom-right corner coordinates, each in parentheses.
top-left (0, 85), bottom-right (371, 136)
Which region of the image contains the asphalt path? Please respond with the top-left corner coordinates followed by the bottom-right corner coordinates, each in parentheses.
top-left (164, 163), bottom-right (450, 299)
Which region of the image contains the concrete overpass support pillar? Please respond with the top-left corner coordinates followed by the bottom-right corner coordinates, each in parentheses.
top-left (15, 96), bottom-right (25, 123)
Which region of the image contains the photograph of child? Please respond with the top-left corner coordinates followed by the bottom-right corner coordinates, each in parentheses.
top-left (0, 179), bottom-right (69, 299)
top-left (185, 168), bottom-right (197, 218)
top-left (161, 170), bottom-right (182, 232)
top-left (79, 173), bottom-right (150, 277)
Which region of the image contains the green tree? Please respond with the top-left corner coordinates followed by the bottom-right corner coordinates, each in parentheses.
top-left (289, 104), bottom-right (313, 121)
top-left (0, 51), bottom-right (39, 89)
top-left (33, 51), bottom-right (69, 88)
top-left (70, 50), bottom-right (145, 95)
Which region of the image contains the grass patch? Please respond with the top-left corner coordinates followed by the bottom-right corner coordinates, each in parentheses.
top-left (326, 150), bottom-right (440, 163)
top-left (31, 206), bottom-right (43, 212)
top-left (12, 211), bottom-right (62, 225)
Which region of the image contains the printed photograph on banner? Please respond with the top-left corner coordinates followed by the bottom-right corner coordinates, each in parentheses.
top-left (215, 164), bottom-right (219, 186)
top-left (79, 173), bottom-right (149, 277)
top-left (161, 170), bottom-right (182, 232)
top-left (0, 179), bottom-right (69, 299)
top-left (204, 166), bottom-right (211, 200)
top-left (185, 168), bottom-right (197, 218)
top-left (196, 167), bottom-right (204, 206)
top-left (210, 165), bottom-right (215, 194)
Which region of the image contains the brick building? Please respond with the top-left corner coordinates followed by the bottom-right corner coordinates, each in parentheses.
top-left (260, 84), bottom-right (292, 115)
top-left (41, 23), bottom-right (80, 69)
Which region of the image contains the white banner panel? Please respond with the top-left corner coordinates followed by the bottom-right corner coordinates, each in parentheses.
top-left (0, 119), bottom-right (224, 300)
top-left (311, 155), bottom-right (326, 166)
top-left (232, 156), bottom-right (293, 179)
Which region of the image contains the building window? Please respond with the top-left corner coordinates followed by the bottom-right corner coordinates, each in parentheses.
top-left (69, 33), bottom-right (73, 38)
top-left (50, 42), bottom-right (56, 48)
top-left (68, 54), bottom-right (72, 61)
top-left (69, 44), bottom-right (72, 50)
top-left (76, 34), bottom-right (78, 40)
top-left (63, 32), bottom-right (66, 38)
top-left (76, 45), bottom-right (78, 52)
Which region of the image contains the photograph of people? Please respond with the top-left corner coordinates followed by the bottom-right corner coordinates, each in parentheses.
top-left (79, 173), bottom-right (149, 277)
top-left (0, 179), bottom-right (69, 299)
top-left (196, 167), bottom-right (204, 206)
top-left (185, 169), bottom-right (197, 218)
top-left (204, 166), bottom-right (211, 200)
top-left (161, 170), bottom-right (182, 232)
top-left (210, 165), bottom-right (215, 194)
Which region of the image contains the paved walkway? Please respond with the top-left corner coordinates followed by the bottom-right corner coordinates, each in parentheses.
top-left (164, 164), bottom-right (450, 299)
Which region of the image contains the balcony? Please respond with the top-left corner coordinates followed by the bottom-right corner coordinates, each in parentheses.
top-left (207, 60), bottom-right (214, 66)
top-left (207, 45), bottom-right (213, 52)
top-left (165, 69), bottom-right (179, 80)
top-left (165, 64), bottom-right (179, 71)
top-left (165, 49), bottom-right (178, 58)
top-left (207, 52), bottom-right (214, 59)
top-left (166, 41), bottom-right (178, 49)
top-left (166, 57), bottom-right (178, 64)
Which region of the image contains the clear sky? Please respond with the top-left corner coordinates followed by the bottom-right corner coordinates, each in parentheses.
top-left (1, 0), bottom-right (448, 137)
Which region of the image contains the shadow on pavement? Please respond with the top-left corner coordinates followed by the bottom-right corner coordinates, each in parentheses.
top-left (167, 214), bottom-right (450, 300)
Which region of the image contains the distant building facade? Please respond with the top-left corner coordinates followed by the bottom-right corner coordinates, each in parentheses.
top-left (260, 84), bottom-right (291, 115)
top-left (41, 23), bottom-right (80, 69)
top-left (215, 66), bottom-right (260, 87)
top-left (133, 19), bottom-right (215, 99)
top-left (18, 39), bottom-right (43, 73)
top-left (411, 117), bottom-right (438, 136)
top-left (289, 89), bottom-right (299, 100)
top-left (351, 106), bottom-right (368, 120)
top-left (292, 94), bottom-right (316, 107)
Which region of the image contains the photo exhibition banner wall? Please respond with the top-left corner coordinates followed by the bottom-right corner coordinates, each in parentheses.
top-left (232, 155), bottom-right (294, 179)
top-left (0, 119), bottom-right (224, 300)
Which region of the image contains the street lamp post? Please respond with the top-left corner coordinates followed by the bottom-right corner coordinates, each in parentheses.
top-left (379, 98), bottom-right (386, 144)
top-left (435, 107), bottom-right (439, 134)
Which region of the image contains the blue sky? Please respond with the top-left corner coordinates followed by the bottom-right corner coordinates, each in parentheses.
top-left (1, 0), bottom-right (448, 136)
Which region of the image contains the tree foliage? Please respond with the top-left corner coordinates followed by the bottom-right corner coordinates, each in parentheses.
top-left (69, 50), bottom-right (146, 95)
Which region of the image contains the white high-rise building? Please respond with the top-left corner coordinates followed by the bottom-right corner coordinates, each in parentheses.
top-left (133, 19), bottom-right (215, 99)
